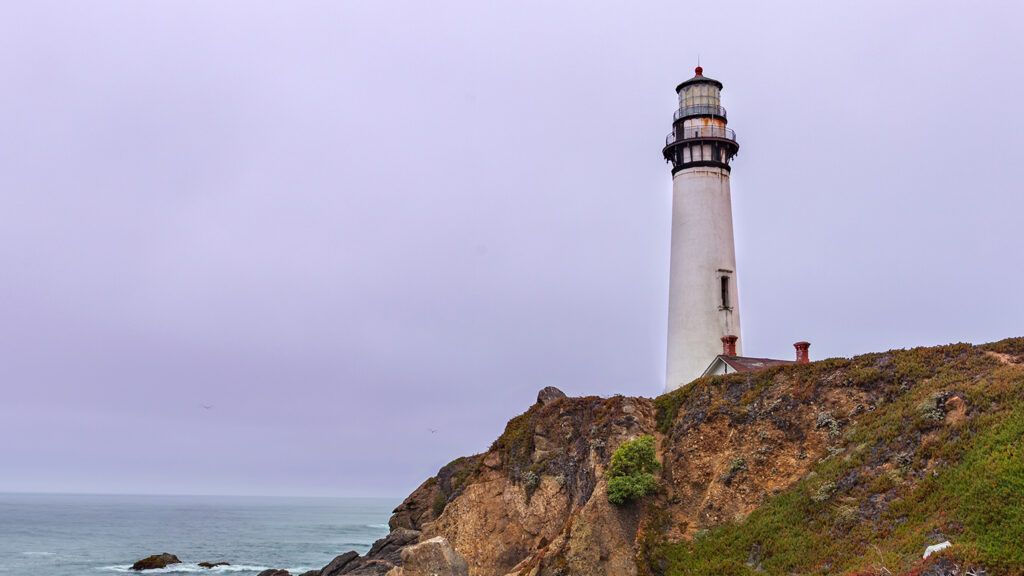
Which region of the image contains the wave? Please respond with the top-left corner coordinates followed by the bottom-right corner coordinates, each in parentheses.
top-left (23, 551), bottom-right (57, 556)
top-left (365, 523), bottom-right (389, 529)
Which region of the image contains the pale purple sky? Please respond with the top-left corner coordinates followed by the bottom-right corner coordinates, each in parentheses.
top-left (2, 1), bottom-right (1022, 497)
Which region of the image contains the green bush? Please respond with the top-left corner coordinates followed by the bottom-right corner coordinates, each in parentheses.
top-left (607, 472), bottom-right (658, 505)
top-left (606, 435), bottom-right (660, 506)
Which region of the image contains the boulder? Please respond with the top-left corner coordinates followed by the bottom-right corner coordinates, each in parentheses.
top-left (319, 551), bottom-right (359, 576)
top-left (385, 537), bottom-right (468, 576)
top-left (482, 450), bottom-right (502, 469)
top-left (923, 541), bottom-right (952, 559)
top-left (944, 395), bottom-right (967, 425)
top-left (536, 386), bottom-right (566, 406)
top-left (131, 553), bottom-right (182, 571)
top-left (298, 571), bottom-right (321, 576)
top-left (364, 528), bottom-right (420, 566)
top-left (256, 570), bottom-right (290, 576)
top-left (199, 561), bottom-right (230, 568)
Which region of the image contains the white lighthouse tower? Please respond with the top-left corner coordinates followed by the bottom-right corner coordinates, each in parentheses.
top-left (663, 67), bottom-right (742, 391)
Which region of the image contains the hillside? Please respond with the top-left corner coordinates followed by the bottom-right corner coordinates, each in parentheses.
top-left (323, 338), bottom-right (1024, 576)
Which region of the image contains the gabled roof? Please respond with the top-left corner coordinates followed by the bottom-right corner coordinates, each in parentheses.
top-left (702, 355), bottom-right (794, 377)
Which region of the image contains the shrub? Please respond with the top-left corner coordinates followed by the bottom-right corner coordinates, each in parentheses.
top-left (522, 470), bottom-right (540, 492)
top-left (721, 458), bottom-right (747, 486)
top-left (606, 435), bottom-right (660, 506)
top-left (810, 481), bottom-right (836, 503)
top-left (816, 410), bottom-right (841, 439)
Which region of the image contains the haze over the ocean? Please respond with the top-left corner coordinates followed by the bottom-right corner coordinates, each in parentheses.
top-left (2, 1), bottom-right (1022, 497)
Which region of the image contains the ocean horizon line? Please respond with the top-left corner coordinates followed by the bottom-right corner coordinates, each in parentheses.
top-left (0, 490), bottom-right (403, 501)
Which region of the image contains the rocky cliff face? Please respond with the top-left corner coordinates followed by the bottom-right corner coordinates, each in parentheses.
top-left (338, 338), bottom-right (1024, 576)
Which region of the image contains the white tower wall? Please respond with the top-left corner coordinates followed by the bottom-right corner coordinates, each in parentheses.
top-left (665, 166), bottom-right (741, 389)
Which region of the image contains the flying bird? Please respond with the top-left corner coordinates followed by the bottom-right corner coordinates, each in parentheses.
top-left (202, 404), bottom-right (214, 410)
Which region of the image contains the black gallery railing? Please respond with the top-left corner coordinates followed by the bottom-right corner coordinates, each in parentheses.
top-left (665, 125), bottom-right (737, 146)
top-left (673, 104), bottom-right (727, 120)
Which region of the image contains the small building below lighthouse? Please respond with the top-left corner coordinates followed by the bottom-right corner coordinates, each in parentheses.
top-left (663, 67), bottom-right (743, 391)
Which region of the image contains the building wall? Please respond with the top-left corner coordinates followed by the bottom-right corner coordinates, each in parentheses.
top-left (665, 166), bottom-right (741, 390)
top-left (704, 358), bottom-right (731, 377)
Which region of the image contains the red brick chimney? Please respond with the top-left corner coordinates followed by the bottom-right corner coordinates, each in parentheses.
top-left (794, 341), bottom-right (811, 364)
top-left (721, 335), bottom-right (738, 356)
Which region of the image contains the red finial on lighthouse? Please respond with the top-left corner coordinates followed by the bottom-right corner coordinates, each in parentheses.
top-left (694, 65), bottom-right (703, 76)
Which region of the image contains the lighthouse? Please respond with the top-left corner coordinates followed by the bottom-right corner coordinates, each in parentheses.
top-left (663, 67), bottom-right (742, 391)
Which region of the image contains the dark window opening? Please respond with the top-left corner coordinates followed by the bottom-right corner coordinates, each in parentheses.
top-left (721, 276), bottom-right (731, 309)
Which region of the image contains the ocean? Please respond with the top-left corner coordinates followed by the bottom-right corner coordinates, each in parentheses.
top-left (0, 493), bottom-right (398, 576)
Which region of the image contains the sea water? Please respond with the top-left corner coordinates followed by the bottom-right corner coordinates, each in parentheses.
top-left (0, 493), bottom-right (398, 576)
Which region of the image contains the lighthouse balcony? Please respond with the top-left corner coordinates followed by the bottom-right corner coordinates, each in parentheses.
top-left (673, 104), bottom-right (727, 121)
top-left (665, 125), bottom-right (737, 146)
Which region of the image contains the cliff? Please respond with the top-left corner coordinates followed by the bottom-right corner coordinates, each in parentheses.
top-left (333, 338), bottom-right (1024, 576)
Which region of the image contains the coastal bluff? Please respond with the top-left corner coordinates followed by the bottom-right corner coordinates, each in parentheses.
top-left (322, 338), bottom-right (1024, 576)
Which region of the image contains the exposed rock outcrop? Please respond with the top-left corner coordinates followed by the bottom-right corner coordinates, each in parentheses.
top-left (385, 537), bottom-right (468, 576)
top-left (393, 394), bottom-right (653, 576)
top-left (256, 570), bottom-right (290, 576)
top-left (366, 528), bottom-right (421, 566)
top-left (390, 456), bottom-right (481, 532)
top-left (198, 561), bottom-right (230, 568)
top-left (319, 338), bottom-right (1024, 576)
top-left (314, 529), bottom-right (421, 576)
top-left (535, 386), bottom-right (566, 406)
top-left (131, 553), bottom-right (181, 571)
top-left (319, 551), bottom-right (359, 576)
top-left (413, 341), bottom-right (1023, 574)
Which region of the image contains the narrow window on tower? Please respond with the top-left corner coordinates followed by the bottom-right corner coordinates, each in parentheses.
top-left (720, 276), bottom-right (731, 309)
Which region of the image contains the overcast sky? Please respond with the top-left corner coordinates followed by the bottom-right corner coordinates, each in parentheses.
top-left (2, 1), bottom-right (1022, 497)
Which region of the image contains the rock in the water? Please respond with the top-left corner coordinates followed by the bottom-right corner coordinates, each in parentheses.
top-left (131, 553), bottom-right (182, 571)
top-left (319, 551), bottom-right (359, 576)
top-left (256, 570), bottom-right (290, 576)
top-left (199, 561), bottom-right (230, 568)
top-left (385, 537), bottom-right (468, 576)
top-left (298, 571), bottom-right (321, 576)
top-left (536, 386), bottom-right (566, 406)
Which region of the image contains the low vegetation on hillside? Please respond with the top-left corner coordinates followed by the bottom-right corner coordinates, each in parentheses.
top-left (645, 338), bottom-right (1024, 576)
